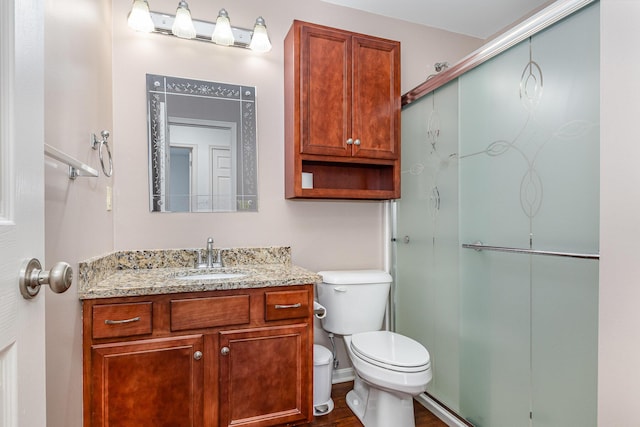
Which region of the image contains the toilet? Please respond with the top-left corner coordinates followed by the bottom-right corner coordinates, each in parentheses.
top-left (317, 270), bottom-right (432, 427)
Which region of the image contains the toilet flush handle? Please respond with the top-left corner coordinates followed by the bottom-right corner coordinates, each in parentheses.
top-left (333, 287), bottom-right (347, 293)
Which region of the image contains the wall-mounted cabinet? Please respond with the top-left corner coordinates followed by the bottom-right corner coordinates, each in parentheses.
top-left (285, 20), bottom-right (401, 199)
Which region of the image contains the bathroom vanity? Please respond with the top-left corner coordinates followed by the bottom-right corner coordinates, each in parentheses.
top-left (79, 247), bottom-right (320, 427)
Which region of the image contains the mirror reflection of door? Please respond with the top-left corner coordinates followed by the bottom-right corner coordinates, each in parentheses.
top-left (168, 118), bottom-right (237, 212)
top-left (168, 146), bottom-right (192, 212)
top-left (211, 146), bottom-right (233, 211)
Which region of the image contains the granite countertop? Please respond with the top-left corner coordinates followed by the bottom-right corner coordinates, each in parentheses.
top-left (78, 246), bottom-right (322, 300)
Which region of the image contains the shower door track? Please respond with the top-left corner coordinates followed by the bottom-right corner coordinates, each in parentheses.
top-left (402, 0), bottom-right (596, 106)
top-left (462, 242), bottom-right (600, 260)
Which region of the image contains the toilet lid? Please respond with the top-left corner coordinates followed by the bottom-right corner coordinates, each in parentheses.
top-left (350, 331), bottom-right (430, 371)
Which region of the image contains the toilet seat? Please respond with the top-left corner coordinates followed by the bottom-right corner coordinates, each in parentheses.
top-left (350, 331), bottom-right (430, 373)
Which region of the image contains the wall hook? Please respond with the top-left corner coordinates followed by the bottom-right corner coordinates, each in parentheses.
top-left (91, 130), bottom-right (113, 177)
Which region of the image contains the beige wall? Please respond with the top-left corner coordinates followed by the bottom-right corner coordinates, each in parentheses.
top-left (111, 0), bottom-right (481, 272)
top-left (598, 0), bottom-right (640, 424)
top-left (111, 0), bottom-right (481, 391)
top-left (44, 0), bottom-right (114, 425)
top-left (43, 1), bottom-right (480, 426)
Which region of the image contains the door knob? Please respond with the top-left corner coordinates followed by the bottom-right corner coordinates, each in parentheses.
top-left (19, 258), bottom-right (72, 299)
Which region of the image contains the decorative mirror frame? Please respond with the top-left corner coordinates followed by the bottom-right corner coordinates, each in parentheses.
top-left (147, 74), bottom-right (258, 212)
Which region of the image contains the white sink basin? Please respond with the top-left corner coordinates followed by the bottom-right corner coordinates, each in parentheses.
top-left (175, 272), bottom-right (247, 281)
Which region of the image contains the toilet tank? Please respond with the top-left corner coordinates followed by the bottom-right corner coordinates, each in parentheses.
top-left (317, 270), bottom-right (392, 335)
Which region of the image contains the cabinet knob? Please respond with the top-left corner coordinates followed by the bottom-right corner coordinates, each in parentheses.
top-left (194, 351), bottom-right (203, 360)
top-left (221, 346), bottom-right (230, 356)
top-left (346, 138), bottom-right (353, 145)
top-left (353, 139), bottom-right (361, 146)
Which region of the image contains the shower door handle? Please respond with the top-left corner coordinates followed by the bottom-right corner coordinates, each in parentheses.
top-left (393, 235), bottom-right (410, 244)
top-left (403, 235), bottom-right (410, 244)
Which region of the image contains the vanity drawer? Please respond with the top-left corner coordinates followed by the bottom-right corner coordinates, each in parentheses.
top-left (171, 295), bottom-right (250, 331)
top-left (92, 302), bottom-right (153, 339)
top-left (265, 289), bottom-right (310, 321)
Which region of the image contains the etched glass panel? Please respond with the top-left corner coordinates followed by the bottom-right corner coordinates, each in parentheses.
top-left (459, 4), bottom-right (599, 426)
top-left (395, 3), bottom-right (599, 426)
top-left (396, 80), bottom-right (460, 411)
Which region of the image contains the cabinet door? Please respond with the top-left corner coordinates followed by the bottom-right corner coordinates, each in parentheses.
top-left (219, 324), bottom-right (312, 427)
top-left (352, 35), bottom-right (401, 160)
top-left (300, 24), bottom-right (352, 157)
top-left (90, 335), bottom-right (204, 427)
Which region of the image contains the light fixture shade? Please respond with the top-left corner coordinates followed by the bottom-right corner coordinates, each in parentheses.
top-left (172, 1), bottom-right (196, 39)
top-left (212, 9), bottom-right (235, 46)
top-left (127, 0), bottom-right (154, 33)
top-left (249, 17), bottom-right (272, 53)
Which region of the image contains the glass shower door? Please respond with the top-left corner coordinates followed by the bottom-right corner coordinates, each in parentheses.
top-left (458, 5), bottom-right (599, 425)
top-left (395, 80), bottom-right (461, 412)
top-left (394, 3), bottom-right (599, 426)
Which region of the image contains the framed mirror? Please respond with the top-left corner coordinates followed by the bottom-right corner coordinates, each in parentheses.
top-left (147, 74), bottom-right (258, 212)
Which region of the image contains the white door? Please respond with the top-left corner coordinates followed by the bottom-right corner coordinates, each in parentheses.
top-left (0, 0), bottom-right (46, 426)
top-left (211, 147), bottom-right (233, 211)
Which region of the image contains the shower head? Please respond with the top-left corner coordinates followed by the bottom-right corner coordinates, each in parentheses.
top-left (434, 62), bottom-right (450, 72)
top-left (426, 61), bottom-right (450, 80)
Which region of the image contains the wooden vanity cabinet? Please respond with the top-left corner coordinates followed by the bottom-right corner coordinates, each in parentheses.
top-left (284, 20), bottom-right (401, 200)
top-left (219, 324), bottom-right (309, 427)
top-left (82, 285), bottom-right (314, 427)
top-left (90, 335), bottom-right (204, 427)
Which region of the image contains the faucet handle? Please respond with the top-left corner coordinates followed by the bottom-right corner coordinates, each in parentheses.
top-left (194, 249), bottom-right (207, 268)
top-left (213, 248), bottom-right (223, 267)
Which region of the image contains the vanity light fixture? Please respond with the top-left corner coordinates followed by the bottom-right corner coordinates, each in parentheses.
top-left (127, 1), bottom-right (272, 52)
top-left (127, 0), bottom-right (154, 33)
top-left (171, 1), bottom-right (196, 39)
top-left (211, 9), bottom-right (234, 46)
top-left (248, 17), bottom-right (272, 53)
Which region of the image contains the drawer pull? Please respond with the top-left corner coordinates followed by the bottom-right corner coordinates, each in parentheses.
top-left (104, 317), bottom-right (141, 325)
top-left (274, 303), bottom-right (301, 309)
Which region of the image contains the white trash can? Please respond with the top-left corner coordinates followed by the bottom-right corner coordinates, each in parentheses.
top-left (313, 344), bottom-right (334, 416)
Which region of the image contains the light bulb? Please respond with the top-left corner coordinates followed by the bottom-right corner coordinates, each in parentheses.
top-left (212, 9), bottom-right (235, 46)
top-left (172, 1), bottom-right (196, 39)
top-left (249, 17), bottom-right (272, 53)
top-left (127, 0), bottom-right (154, 33)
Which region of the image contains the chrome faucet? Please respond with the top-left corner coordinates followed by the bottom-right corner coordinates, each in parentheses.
top-left (206, 238), bottom-right (214, 267)
top-left (195, 237), bottom-right (222, 268)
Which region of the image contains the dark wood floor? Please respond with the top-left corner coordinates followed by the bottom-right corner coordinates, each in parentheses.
top-left (307, 381), bottom-right (447, 427)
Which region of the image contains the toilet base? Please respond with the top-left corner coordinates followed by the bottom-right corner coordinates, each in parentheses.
top-left (346, 376), bottom-right (416, 427)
